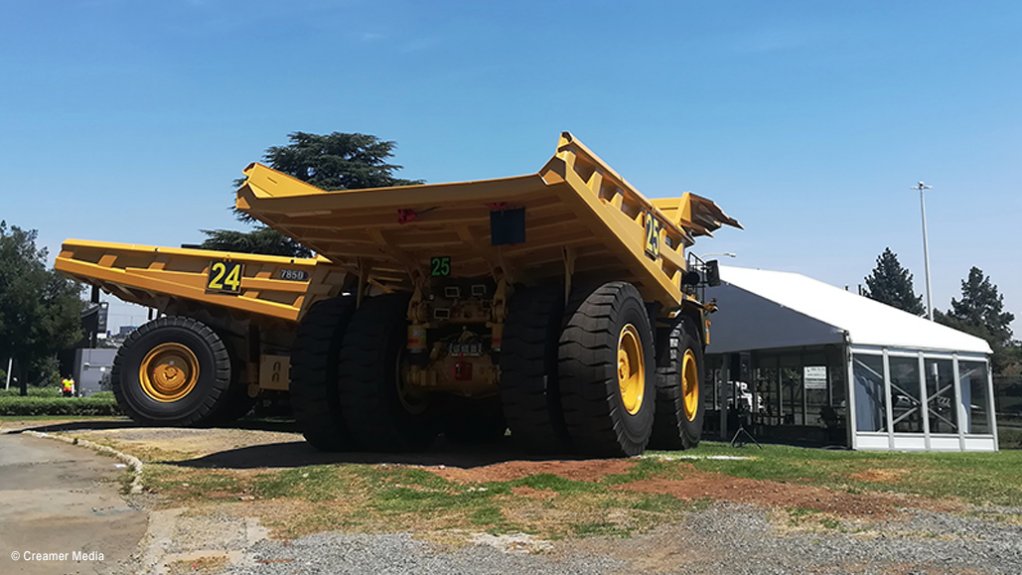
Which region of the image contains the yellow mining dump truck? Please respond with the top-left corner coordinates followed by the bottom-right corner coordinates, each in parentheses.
top-left (236, 132), bottom-right (740, 456)
top-left (55, 240), bottom-right (350, 426)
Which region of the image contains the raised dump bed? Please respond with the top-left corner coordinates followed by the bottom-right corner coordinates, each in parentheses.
top-left (55, 240), bottom-right (349, 426)
top-left (238, 132), bottom-right (740, 456)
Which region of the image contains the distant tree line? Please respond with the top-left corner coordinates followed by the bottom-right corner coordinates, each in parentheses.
top-left (0, 222), bottom-right (83, 394)
top-left (863, 247), bottom-right (1020, 374)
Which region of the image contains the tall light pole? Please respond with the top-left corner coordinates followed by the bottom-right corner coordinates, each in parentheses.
top-left (914, 181), bottom-right (934, 321)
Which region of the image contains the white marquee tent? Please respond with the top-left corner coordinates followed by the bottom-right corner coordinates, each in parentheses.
top-left (705, 266), bottom-right (997, 451)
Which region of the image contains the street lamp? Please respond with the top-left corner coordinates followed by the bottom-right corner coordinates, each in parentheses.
top-left (701, 252), bottom-right (737, 259)
top-left (914, 181), bottom-right (934, 321)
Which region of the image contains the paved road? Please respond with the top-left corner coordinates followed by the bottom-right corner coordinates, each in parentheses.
top-left (0, 433), bottom-right (147, 575)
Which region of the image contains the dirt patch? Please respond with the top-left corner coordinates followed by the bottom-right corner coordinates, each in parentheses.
top-left (428, 459), bottom-right (635, 483)
top-left (511, 486), bottom-right (558, 499)
top-left (849, 467), bottom-right (910, 483)
top-left (617, 466), bottom-right (902, 517)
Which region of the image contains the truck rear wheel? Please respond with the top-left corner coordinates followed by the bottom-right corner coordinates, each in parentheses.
top-left (650, 317), bottom-right (705, 450)
top-left (499, 285), bottom-right (570, 451)
top-left (290, 296), bottom-right (357, 451)
top-left (558, 282), bottom-right (655, 456)
top-left (111, 316), bottom-right (232, 427)
top-left (337, 294), bottom-right (437, 452)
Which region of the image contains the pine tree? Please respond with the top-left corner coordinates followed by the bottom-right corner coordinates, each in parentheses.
top-left (937, 267), bottom-right (1019, 374)
top-left (863, 248), bottom-right (925, 315)
top-left (202, 132), bottom-right (422, 256)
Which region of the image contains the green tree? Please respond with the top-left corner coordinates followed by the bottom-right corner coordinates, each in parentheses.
top-left (0, 222), bottom-right (84, 394)
top-left (937, 267), bottom-right (1019, 373)
top-left (202, 132), bottom-right (421, 256)
top-left (199, 227), bottom-right (313, 258)
top-left (863, 248), bottom-right (925, 315)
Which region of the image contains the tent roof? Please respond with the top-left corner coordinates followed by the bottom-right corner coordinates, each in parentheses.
top-left (706, 266), bottom-right (992, 355)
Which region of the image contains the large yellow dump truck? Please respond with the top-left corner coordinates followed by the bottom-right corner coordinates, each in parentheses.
top-left (55, 241), bottom-right (349, 426)
top-left (237, 132), bottom-right (740, 456)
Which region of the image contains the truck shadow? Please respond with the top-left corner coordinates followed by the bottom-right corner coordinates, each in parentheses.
top-left (167, 438), bottom-right (584, 470)
top-left (13, 418), bottom-right (585, 469)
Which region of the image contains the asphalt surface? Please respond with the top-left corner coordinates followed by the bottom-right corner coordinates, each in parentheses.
top-left (0, 433), bottom-right (147, 575)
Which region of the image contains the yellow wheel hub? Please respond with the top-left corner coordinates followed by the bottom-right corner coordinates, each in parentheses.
top-left (681, 349), bottom-right (699, 422)
top-left (617, 324), bottom-right (645, 415)
top-left (138, 342), bottom-right (199, 402)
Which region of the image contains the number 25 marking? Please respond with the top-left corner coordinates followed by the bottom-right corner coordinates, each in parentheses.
top-left (430, 256), bottom-right (451, 277)
top-left (644, 213), bottom-right (661, 260)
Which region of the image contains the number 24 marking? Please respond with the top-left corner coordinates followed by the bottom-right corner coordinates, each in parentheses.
top-left (208, 261), bottom-right (243, 293)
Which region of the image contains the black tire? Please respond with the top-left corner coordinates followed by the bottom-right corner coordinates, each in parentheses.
top-left (209, 389), bottom-right (258, 425)
top-left (442, 398), bottom-right (507, 445)
top-left (558, 282), bottom-right (656, 456)
top-left (111, 316), bottom-right (231, 427)
top-left (337, 294), bottom-right (437, 452)
top-left (289, 296), bottom-right (357, 451)
top-left (650, 316), bottom-right (705, 450)
top-left (499, 285), bottom-right (570, 451)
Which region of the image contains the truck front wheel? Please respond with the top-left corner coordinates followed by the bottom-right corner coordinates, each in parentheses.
top-left (558, 282), bottom-right (655, 456)
top-left (111, 316), bottom-right (232, 427)
top-left (650, 317), bottom-right (705, 450)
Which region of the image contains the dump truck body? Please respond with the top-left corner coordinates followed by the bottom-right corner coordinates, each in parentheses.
top-left (55, 240), bottom-right (351, 425)
top-left (238, 132), bottom-right (740, 455)
top-left (238, 133), bottom-right (738, 311)
top-left (55, 239), bottom-right (345, 323)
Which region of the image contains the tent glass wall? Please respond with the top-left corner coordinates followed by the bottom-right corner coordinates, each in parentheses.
top-left (960, 360), bottom-right (991, 434)
top-left (851, 349), bottom-right (996, 451)
top-left (853, 354), bottom-right (886, 433)
top-left (705, 345), bottom-right (847, 446)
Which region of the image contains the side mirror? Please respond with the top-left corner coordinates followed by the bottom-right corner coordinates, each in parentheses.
top-left (681, 270), bottom-right (702, 287)
top-left (704, 260), bottom-right (721, 287)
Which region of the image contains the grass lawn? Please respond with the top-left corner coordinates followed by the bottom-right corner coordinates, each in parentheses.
top-left (128, 440), bottom-right (1022, 540)
top-left (675, 442), bottom-right (1022, 506)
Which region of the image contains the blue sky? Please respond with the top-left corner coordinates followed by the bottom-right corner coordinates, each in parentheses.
top-left (1, 1), bottom-right (1019, 331)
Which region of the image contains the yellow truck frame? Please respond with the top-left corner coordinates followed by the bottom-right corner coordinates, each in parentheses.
top-left (237, 132), bottom-right (739, 455)
top-left (55, 241), bottom-right (349, 425)
top-left (57, 132), bottom-right (738, 455)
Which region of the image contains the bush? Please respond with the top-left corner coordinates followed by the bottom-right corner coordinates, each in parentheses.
top-left (0, 396), bottom-right (120, 416)
top-left (0, 386), bottom-right (62, 398)
top-left (999, 427), bottom-right (1022, 450)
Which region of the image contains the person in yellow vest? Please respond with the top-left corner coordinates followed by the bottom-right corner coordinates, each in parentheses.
top-left (61, 375), bottom-right (75, 397)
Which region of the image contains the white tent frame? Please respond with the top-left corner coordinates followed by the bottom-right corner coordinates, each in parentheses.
top-left (846, 345), bottom-right (997, 452)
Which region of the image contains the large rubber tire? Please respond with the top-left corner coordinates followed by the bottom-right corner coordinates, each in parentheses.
top-left (499, 285), bottom-right (570, 452)
top-left (111, 316), bottom-right (231, 427)
top-left (337, 294), bottom-right (437, 452)
top-left (558, 282), bottom-right (656, 457)
top-left (205, 346), bottom-right (257, 425)
top-left (442, 397), bottom-right (507, 445)
top-left (289, 296), bottom-right (357, 451)
top-left (209, 387), bottom-right (258, 425)
top-left (650, 317), bottom-right (705, 450)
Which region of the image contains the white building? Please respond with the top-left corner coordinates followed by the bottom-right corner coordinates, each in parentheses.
top-left (704, 266), bottom-right (997, 452)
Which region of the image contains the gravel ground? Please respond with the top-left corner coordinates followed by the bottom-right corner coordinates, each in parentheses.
top-left (222, 502), bottom-right (1022, 575)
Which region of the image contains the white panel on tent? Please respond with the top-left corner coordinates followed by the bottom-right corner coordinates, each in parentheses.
top-left (706, 266), bottom-right (992, 355)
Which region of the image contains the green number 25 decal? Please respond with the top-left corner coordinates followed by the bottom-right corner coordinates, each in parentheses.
top-left (207, 261), bottom-right (243, 294)
top-left (643, 212), bottom-right (662, 260)
top-left (430, 256), bottom-right (451, 277)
